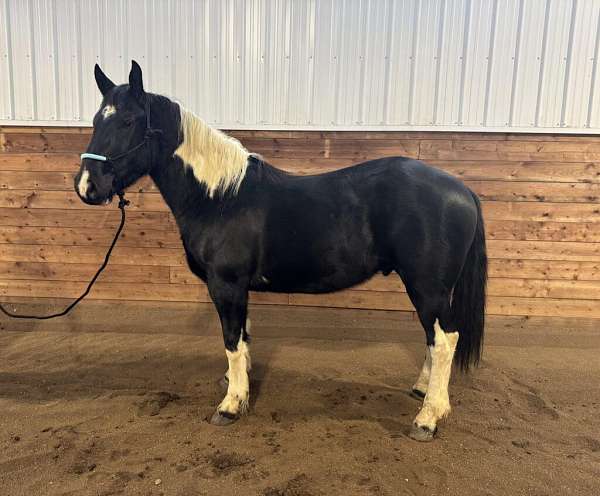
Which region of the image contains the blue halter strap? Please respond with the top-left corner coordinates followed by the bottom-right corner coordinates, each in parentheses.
top-left (80, 152), bottom-right (107, 162)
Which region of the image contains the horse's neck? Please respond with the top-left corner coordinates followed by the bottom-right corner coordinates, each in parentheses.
top-left (151, 156), bottom-right (208, 218)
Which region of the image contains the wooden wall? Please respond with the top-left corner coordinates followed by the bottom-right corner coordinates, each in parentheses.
top-left (1, 126), bottom-right (599, 319)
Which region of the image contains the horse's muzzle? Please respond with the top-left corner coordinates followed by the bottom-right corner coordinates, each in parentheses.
top-left (74, 166), bottom-right (115, 205)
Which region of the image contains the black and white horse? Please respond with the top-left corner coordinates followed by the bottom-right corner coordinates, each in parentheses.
top-left (75, 61), bottom-right (487, 442)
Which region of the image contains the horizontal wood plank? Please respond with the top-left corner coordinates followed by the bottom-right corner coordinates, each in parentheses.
top-left (0, 225), bottom-right (181, 248)
top-left (0, 261), bottom-right (170, 284)
top-left (488, 278), bottom-right (600, 300)
top-left (421, 139), bottom-right (600, 152)
top-left (486, 220), bottom-right (600, 242)
top-left (1, 132), bottom-right (91, 153)
top-left (482, 202), bottom-right (600, 223)
top-left (488, 259), bottom-right (600, 280)
top-left (485, 296), bottom-right (600, 319)
top-left (466, 180), bottom-right (600, 203)
top-left (0, 244), bottom-right (185, 266)
top-left (419, 143), bottom-right (600, 162)
top-left (1, 126), bottom-right (93, 134)
top-left (0, 190), bottom-right (168, 211)
top-left (0, 153), bottom-right (80, 172)
top-left (431, 160), bottom-right (600, 183)
top-left (0, 207), bottom-right (172, 230)
top-left (0, 279), bottom-right (209, 302)
top-left (0, 170), bottom-right (157, 192)
top-left (488, 240), bottom-right (600, 262)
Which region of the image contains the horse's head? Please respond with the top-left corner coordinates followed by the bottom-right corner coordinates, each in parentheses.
top-left (74, 61), bottom-right (157, 205)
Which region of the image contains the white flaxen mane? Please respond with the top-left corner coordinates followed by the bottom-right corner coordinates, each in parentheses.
top-left (174, 105), bottom-right (249, 197)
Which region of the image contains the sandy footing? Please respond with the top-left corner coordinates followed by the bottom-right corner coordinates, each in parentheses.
top-left (1, 301), bottom-right (598, 495)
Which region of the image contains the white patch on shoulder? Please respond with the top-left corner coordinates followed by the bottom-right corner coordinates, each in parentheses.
top-left (102, 105), bottom-right (116, 119)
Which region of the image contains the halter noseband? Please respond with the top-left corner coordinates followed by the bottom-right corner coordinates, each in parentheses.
top-left (80, 100), bottom-right (162, 166)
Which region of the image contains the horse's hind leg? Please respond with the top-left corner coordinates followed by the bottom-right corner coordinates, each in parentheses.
top-left (406, 285), bottom-right (459, 442)
top-left (411, 348), bottom-right (431, 399)
top-left (411, 319), bottom-right (458, 441)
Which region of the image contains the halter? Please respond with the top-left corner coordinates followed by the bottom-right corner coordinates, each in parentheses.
top-left (80, 99), bottom-right (163, 168)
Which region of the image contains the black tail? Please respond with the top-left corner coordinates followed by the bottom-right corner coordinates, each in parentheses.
top-left (452, 192), bottom-right (488, 371)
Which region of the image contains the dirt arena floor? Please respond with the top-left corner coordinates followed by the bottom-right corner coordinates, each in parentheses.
top-left (1, 300), bottom-right (599, 496)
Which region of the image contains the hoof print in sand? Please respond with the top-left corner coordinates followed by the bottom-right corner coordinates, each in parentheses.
top-left (72, 461), bottom-right (97, 475)
top-left (263, 474), bottom-right (317, 496)
top-left (136, 391), bottom-right (180, 416)
top-left (577, 436), bottom-right (600, 453)
top-left (207, 450), bottom-right (254, 475)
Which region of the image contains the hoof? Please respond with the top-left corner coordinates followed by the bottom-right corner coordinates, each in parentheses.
top-left (408, 423), bottom-right (437, 442)
top-left (218, 375), bottom-right (229, 392)
top-left (209, 409), bottom-right (238, 426)
top-left (410, 388), bottom-right (426, 400)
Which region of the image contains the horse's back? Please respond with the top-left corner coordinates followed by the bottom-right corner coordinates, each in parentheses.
top-left (273, 155), bottom-right (479, 248)
top-left (269, 155), bottom-right (475, 209)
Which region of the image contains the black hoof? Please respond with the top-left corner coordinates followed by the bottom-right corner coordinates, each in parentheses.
top-left (410, 388), bottom-right (426, 400)
top-left (408, 423), bottom-right (437, 442)
top-left (209, 409), bottom-right (238, 426)
top-left (218, 375), bottom-right (229, 392)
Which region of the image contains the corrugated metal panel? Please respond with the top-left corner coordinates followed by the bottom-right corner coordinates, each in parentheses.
top-left (564, 0), bottom-right (600, 128)
top-left (510, 0), bottom-right (545, 128)
top-left (0, 0), bottom-right (14, 120)
top-left (1, 0), bottom-right (599, 132)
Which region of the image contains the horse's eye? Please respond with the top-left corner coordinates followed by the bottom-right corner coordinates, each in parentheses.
top-left (123, 116), bottom-right (135, 127)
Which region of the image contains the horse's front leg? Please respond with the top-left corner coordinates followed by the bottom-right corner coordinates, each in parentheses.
top-left (207, 280), bottom-right (251, 426)
top-left (219, 318), bottom-right (252, 392)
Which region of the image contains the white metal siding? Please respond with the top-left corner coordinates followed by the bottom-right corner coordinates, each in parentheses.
top-left (1, 0), bottom-right (599, 132)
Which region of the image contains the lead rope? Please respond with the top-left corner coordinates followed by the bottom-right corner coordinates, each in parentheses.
top-left (0, 192), bottom-right (130, 320)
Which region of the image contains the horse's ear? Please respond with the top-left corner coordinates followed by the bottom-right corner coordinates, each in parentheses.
top-left (94, 64), bottom-right (115, 96)
top-left (128, 60), bottom-right (145, 101)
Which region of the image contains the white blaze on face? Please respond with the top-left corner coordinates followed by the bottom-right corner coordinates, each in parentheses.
top-left (78, 169), bottom-right (90, 198)
top-left (102, 105), bottom-right (116, 119)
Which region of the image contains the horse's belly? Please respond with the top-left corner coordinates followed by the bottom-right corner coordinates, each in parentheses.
top-left (253, 253), bottom-right (379, 294)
